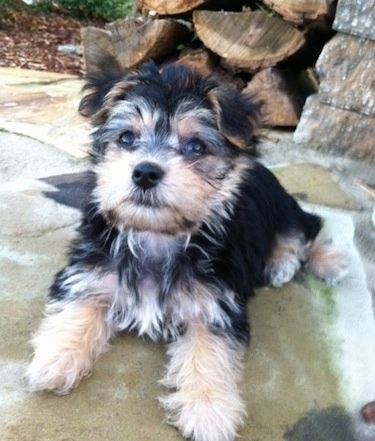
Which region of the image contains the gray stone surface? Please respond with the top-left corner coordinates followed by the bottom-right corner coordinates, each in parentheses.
top-left (333, 0), bottom-right (375, 40)
top-left (293, 94), bottom-right (375, 161)
top-left (0, 68), bottom-right (375, 441)
top-left (0, 68), bottom-right (90, 158)
top-left (316, 34), bottom-right (375, 117)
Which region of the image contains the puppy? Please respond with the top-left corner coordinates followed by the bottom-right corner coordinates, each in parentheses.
top-left (27, 62), bottom-right (346, 441)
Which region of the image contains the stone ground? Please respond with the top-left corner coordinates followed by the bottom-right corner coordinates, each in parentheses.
top-left (0, 67), bottom-right (375, 441)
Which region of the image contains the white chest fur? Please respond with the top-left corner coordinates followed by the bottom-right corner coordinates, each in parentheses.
top-left (106, 231), bottom-right (233, 341)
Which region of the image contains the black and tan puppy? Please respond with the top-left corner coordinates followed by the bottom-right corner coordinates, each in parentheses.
top-left (27, 62), bottom-right (345, 441)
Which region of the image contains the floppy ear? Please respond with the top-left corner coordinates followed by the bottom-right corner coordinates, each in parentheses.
top-left (78, 62), bottom-right (160, 121)
top-left (207, 87), bottom-right (261, 152)
top-left (78, 71), bottom-right (128, 118)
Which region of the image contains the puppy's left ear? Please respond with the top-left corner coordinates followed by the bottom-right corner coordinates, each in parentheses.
top-left (78, 71), bottom-right (128, 118)
top-left (207, 87), bottom-right (261, 151)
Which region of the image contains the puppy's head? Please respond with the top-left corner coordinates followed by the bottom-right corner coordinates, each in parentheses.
top-left (80, 62), bottom-right (260, 235)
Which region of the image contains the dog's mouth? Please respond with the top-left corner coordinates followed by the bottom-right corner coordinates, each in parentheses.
top-left (116, 188), bottom-right (198, 234)
top-left (129, 188), bottom-right (165, 208)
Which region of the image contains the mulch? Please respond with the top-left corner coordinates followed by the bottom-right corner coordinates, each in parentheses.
top-left (0, 7), bottom-right (104, 76)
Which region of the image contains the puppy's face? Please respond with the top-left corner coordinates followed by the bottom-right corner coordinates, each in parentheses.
top-left (80, 63), bottom-right (259, 235)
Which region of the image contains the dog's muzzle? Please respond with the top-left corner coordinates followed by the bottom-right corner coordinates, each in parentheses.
top-left (132, 162), bottom-right (165, 191)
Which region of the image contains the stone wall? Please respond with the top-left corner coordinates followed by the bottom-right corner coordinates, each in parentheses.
top-left (293, 0), bottom-right (375, 162)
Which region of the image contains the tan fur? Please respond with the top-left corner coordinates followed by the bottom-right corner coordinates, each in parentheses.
top-left (27, 299), bottom-right (113, 395)
top-left (206, 89), bottom-right (258, 151)
top-left (94, 79), bottom-right (141, 123)
top-left (160, 324), bottom-right (246, 441)
top-left (266, 232), bottom-right (347, 286)
top-left (94, 142), bottom-right (252, 235)
top-left (94, 150), bottom-right (215, 234)
top-left (306, 234), bottom-right (347, 283)
top-left (265, 235), bottom-right (304, 287)
top-left (172, 109), bottom-right (215, 139)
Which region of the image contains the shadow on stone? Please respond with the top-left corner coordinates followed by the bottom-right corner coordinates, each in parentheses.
top-left (41, 171), bottom-right (92, 209)
top-left (283, 406), bottom-right (356, 441)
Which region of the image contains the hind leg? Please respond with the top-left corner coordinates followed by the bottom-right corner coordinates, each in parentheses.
top-left (305, 232), bottom-right (347, 284)
top-left (265, 230), bottom-right (347, 288)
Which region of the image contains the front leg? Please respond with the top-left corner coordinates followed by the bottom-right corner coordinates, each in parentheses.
top-left (160, 324), bottom-right (247, 441)
top-left (27, 267), bottom-right (116, 395)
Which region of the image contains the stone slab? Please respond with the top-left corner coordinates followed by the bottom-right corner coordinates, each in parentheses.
top-left (293, 95), bottom-right (375, 162)
top-left (316, 34), bottom-right (375, 117)
top-left (272, 162), bottom-right (359, 210)
top-left (0, 68), bottom-right (90, 158)
top-left (333, 0), bottom-right (375, 41)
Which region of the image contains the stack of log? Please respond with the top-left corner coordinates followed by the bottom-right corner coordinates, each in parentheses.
top-left (81, 0), bottom-right (337, 127)
top-left (294, 0), bottom-right (375, 162)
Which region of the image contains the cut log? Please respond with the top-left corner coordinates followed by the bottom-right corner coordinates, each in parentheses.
top-left (333, 0), bottom-right (375, 40)
top-left (81, 27), bottom-right (121, 73)
top-left (263, 0), bottom-right (336, 24)
top-left (243, 68), bottom-right (317, 126)
top-left (177, 48), bottom-right (218, 77)
top-left (294, 94), bottom-right (375, 162)
top-left (176, 48), bottom-right (246, 89)
top-left (316, 33), bottom-right (375, 117)
top-left (136, 0), bottom-right (211, 15)
top-left (106, 18), bottom-right (191, 68)
top-left (193, 10), bottom-right (305, 71)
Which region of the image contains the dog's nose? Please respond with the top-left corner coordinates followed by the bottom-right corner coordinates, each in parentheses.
top-left (132, 162), bottom-right (165, 190)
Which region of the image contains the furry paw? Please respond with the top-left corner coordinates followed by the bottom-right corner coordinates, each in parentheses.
top-left (160, 388), bottom-right (246, 441)
top-left (26, 351), bottom-right (91, 395)
top-left (265, 256), bottom-right (301, 288)
top-left (27, 300), bottom-right (111, 394)
top-left (306, 238), bottom-right (348, 285)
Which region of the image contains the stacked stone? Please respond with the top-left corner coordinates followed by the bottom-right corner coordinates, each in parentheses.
top-left (294, 0), bottom-right (375, 162)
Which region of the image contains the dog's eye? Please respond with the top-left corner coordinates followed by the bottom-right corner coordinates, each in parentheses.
top-left (182, 139), bottom-right (207, 157)
top-left (119, 131), bottom-right (136, 148)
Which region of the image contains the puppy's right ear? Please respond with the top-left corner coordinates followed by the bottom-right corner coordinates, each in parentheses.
top-left (206, 86), bottom-right (261, 153)
top-left (78, 71), bottom-right (127, 118)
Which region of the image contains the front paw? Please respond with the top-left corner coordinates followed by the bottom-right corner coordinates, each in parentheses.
top-left (26, 350), bottom-right (92, 395)
top-left (26, 299), bottom-right (112, 394)
top-left (266, 257), bottom-right (301, 288)
top-left (160, 388), bottom-right (246, 441)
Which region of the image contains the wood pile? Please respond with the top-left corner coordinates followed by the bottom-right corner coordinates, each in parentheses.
top-left (294, 0), bottom-right (375, 161)
top-left (81, 0), bottom-right (338, 127)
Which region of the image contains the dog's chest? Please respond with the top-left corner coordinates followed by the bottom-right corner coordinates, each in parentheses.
top-left (110, 232), bottom-right (187, 340)
top-left (107, 231), bottom-right (227, 341)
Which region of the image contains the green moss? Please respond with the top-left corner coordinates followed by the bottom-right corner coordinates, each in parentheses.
top-left (308, 276), bottom-right (336, 319)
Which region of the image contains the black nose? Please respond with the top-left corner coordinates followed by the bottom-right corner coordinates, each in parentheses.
top-left (132, 162), bottom-right (165, 190)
